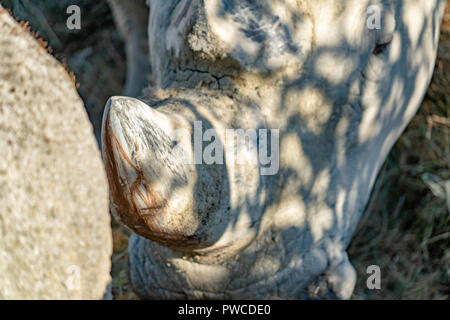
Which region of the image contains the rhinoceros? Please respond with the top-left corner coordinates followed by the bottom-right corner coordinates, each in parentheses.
top-left (103, 0), bottom-right (447, 299)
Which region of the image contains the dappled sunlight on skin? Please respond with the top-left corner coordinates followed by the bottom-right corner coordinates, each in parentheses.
top-left (204, 0), bottom-right (313, 73)
top-left (405, 2), bottom-right (426, 49)
top-left (335, 116), bottom-right (350, 168)
top-left (101, 0), bottom-right (447, 299)
top-left (284, 88), bottom-right (333, 135)
top-left (358, 98), bottom-right (383, 143)
top-left (389, 34), bottom-right (403, 62)
top-left (316, 54), bottom-right (357, 85)
top-left (280, 134), bottom-right (313, 186)
top-left (349, 11), bottom-right (449, 297)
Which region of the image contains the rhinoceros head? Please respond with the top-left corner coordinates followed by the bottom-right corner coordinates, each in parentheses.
top-left (102, 0), bottom-right (446, 299)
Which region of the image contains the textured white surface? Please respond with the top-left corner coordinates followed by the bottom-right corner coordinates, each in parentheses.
top-left (0, 8), bottom-right (112, 299)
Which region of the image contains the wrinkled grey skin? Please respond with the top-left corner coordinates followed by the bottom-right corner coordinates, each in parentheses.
top-left (103, 0), bottom-right (446, 299)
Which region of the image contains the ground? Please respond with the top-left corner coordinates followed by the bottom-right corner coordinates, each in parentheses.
top-left (2, 0), bottom-right (448, 300)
